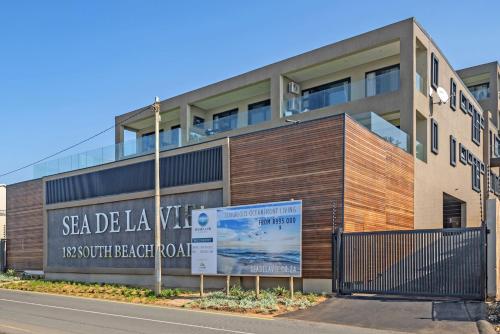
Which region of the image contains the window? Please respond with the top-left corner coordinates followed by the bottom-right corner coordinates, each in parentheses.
top-left (431, 119), bottom-right (439, 154)
top-left (472, 108), bottom-right (481, 145)
top-left (460, 91), bottom-right (468, 113)
top-left (302, 78), bottom-right (350, 111)
top-left (431, 53), bottom-right (439, 89)
top-left (366, 65), bottom-right (400, 97)
top-left (141, 130), bottom-right (164, 152)
top-left (490, 130), bottom-right (493, 157)
top-left (170, 125), bottom-right (181, 147)
top-left (472, 158), bottom-right (481, 192)
top-left (468, 82), bottom-right (490, 101)
top-left (496, 135), bottom-right (500, 157)
top-left (213, 108), bottom-right (238, 132)
top-left (193, 116), bottom-right (205, 128)
top-left (450, 135), bottom-right (457, 166)
top-left (450, 78), bottom-right (457, 111)
top-left (467, 102), bottom-right (473, 116)
top-left (459, 144), bottom-right (468, 164)
top-left (248, 100), bottom-right (271, 125)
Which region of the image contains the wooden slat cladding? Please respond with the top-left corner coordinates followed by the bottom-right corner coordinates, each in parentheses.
top-left (343, 116), bottom-right (414, 232)
top-left (6, 179), bottom-right (43, 270)
top-left (230, 116), bottom-right (345, 279)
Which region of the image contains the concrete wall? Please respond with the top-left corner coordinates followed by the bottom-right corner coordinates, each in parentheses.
top-left (487, 198), bottom-right (500, 299)
top-left (412, 24), bottom-right (486, 229)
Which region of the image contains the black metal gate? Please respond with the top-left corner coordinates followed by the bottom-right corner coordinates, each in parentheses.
top-left (333, 227), bottom-right (486, 300)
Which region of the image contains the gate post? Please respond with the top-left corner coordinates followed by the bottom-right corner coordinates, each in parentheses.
top-left (481, 223), bottom-right (488, 300)
top-left (335, 227), bottom-right (343, 296)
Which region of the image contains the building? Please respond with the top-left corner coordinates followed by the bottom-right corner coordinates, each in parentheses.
top-left (0, 185), bottom-right (5, 239)
top-left (5, 18), bottom-right (500, 293)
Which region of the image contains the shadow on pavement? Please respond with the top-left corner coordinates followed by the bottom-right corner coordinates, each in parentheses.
top-left (280, 295), bottom-right (485, 334)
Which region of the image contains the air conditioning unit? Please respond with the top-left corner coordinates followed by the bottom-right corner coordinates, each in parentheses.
top-left (288, 81), bottom-right (301, 95)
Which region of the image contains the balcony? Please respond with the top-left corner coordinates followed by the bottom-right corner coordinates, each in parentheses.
top-left (416, 72), bottom-right (426, 95)
top-left (351, 112), bottom-right (409, 152)
top-left (189, 105), bottom-right (270, 143)
top-left (33, 127), bottom-right (183, 178)
top-left (468, 83), bottom-right (490, 101)
top-left (284, 67), bottom-right (400, 116)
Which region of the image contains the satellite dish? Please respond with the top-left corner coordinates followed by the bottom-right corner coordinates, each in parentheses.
top-left (436, 87), bottom-right (449, 104)
top-left (429, 87), bottom-right (434, 97)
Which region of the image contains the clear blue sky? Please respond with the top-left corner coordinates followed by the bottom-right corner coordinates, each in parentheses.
top-left (0, 0), bottom-right (499, 184)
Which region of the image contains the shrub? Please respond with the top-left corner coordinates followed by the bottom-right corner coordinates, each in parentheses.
top-left (5, 269), bottom-right (16, 277)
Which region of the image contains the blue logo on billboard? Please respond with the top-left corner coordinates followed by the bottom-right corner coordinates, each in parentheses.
top-left (198, 213), bottom-right (209, 227)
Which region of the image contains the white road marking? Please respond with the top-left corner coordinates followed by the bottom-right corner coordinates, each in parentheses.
top-left (0, 298), bottom-right (256, 334)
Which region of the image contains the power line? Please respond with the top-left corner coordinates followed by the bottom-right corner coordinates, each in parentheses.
top-left (0, 105), bottom-right (153, 179)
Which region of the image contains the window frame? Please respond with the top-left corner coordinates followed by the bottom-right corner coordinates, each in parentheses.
top-left (450, 78), bottom-right (457, 111)
top-left (472, 158), bottom-right (481, 192)
top-left (472, 108), bottom-right (481, 146)
top-left (212, 108), bottom-right (239, 132)
top-left (459, 144), bottom-right (468, 165)
top-left (450, 135), bottom-right (457, 167)
top-left (431, 53), bottom-right (439, 89)
top-left (301, 77), bottom-right (351, 110)
top-left (193, 116), bottom-right (205, 128)
top-left (247, 99), bottom-right (271, 126)
top-left (365, 64), bottom-right (400, 97)
top-left (460, 90), bottom-right (468, 113)
top-left (431, 118), bottom-right (439, 154)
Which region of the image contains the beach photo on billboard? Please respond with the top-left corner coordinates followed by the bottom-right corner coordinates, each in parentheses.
top-left (216, 201), bottom-right (301, 277)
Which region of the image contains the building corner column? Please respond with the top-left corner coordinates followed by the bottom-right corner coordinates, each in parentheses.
top-left (270, 74), bottom-right (283, 121)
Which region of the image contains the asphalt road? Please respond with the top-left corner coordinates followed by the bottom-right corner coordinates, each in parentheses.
top-left (0, 289), bottom-right (402, 334)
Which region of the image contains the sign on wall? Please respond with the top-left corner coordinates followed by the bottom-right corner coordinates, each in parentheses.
top-left (191, 200), bottom-right (302, 277)
top-left (46, 189), bottom-right (223, 273)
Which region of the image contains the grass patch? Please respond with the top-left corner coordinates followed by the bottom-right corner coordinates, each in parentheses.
top-left (0, 280), bottom-right (326, 315)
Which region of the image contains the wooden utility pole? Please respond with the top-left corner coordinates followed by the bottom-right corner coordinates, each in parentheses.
top-left (153, 96), bottom-right (162, 296)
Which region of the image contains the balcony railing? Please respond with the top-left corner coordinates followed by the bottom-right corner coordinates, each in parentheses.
top-left (189, 106), bottom-right (270, 143)
top-left (351, 112), bottom-right (409, 152)
top-left (33, 106), bottom-right (273, 178)
top-left (33, 127), bottom-right (183, 178)
top-left (416, 72), bottom-right (426, 95)
top-left (416, 140), bottom-right (425, 161)
top-left (284, 69), bottom-right (400, 116)
top-left (469, 86), bottom-right (490, 101)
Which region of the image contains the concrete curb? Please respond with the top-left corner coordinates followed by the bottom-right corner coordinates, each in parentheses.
top-left (476, 320), bottom-right (496, 334)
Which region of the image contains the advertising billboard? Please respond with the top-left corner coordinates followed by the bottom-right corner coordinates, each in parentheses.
top-left (191, 200), bottom-right (302, 277)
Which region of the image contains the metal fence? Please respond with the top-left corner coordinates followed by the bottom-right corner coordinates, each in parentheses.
top-left (333, 227), bottom-right (486, 300)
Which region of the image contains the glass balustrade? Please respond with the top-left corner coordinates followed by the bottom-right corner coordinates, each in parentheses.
top-left (351, 112), bottom-right (409, 152)
top-left (33, 127), bottom-right (182, 178)
top-left (416, 140), bottom-right (425, 161)
top-left (284, 69), bottom-right (400, 116)
top-left (189, 106), bottom-right (270, 143)
top-left (416, 72), bottom-right (426, 95)
top-left (33, 106), bottom-right (274, 178)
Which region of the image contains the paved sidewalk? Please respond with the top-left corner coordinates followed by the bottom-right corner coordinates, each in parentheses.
top-left (280, 295), bottom-right (485, 334)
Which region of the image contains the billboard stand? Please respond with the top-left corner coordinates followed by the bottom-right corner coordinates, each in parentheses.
top-left (200, 274), bottom-right (204, 297)
top-left (226, 275), bottom-right (230, 296)
top-left (289, 277), bottom-right (294, 299)
top-left (255, 275), bottom-right (260, 299)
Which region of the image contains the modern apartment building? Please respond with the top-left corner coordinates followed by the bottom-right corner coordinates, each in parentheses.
top-left (111, 17), bottom-right (497, 230)
top-left (6, 18), bottom-right (499, 292)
